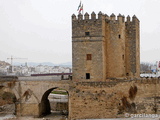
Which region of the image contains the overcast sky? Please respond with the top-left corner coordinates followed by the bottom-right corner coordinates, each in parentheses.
top-left (0, 0), bottom-right (160, 64)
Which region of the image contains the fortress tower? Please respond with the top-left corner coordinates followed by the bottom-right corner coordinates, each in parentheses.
top-left (72, 12), bottom-right (140, 81)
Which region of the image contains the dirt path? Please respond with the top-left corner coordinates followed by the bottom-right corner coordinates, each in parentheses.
top-left (0, 112), bottom-right (68, 120)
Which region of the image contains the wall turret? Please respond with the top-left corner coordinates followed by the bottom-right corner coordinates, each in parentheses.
top-left (125, 14), bottom-right (140, 78)
top-left (132, 15), bottom-right (139, 22)
top-left (117, 14), bottom-right (123, 22)
top-left (110, 13), bottom-right (116, 20)
top-left (84, 12), bottom-right (89, 20)
top-left (72, 14), bottom-right (76, 20)
top-left (127, 15), bottom-right (130, 22)
top-left (91, 11), bottom-right (96, 20)
top-left (106, 13), bottom-right (126, 78)
top-left (122, 15), bottom-right (125, 22)
top-left (78, 13), bottom-right (83, 20)
top-left (105, 14), bottom-right (109, 20)
top-left (98, 11), bottom-right (103, 19)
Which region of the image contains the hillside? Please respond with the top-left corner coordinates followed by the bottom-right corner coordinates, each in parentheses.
top-left (0, 61), bottom-right (10, 67)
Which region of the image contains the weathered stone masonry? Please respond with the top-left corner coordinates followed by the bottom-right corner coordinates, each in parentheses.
top-left (70, 12), bottom-right (159, 119)
top-left (0, 77), bottom-right (160, 119)
top-left (72, 12), bottom-right (140, 81)
top-left (69, 79), bottom-right (160, 119)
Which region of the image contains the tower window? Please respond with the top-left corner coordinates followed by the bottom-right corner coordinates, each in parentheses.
top-left (86, 73), bottom-right (90, 79)
top-left (119, 34), bottom-right (121, 39)
top-left (122, 55), bottom-right (124, 60)
top-left (85, 32), bottom-right (90, 36)
top-left (126, 73), bottom-right (129, 76)
top-left (86, 54), bottom-right (92, 60)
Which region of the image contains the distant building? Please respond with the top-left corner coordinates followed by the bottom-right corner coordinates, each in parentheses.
top-left (151, 65), bottom-right (157, 73)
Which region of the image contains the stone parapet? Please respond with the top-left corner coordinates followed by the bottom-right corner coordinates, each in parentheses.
top-left (72, 11), bottom-right (139, 23)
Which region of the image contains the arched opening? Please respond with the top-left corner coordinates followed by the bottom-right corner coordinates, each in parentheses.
top-left (0, 90), bottom-right (17, 117)
top-left (40, 87), bottom-right (69, 118)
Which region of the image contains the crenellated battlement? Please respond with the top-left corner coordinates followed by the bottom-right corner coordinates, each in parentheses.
top-left (72, 11), bottom-right (139, 23)
top-left (72, 10), bottom-right (140, 81)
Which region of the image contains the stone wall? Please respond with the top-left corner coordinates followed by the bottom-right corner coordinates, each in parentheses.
top-left (69, 79), bottom-right (160, 119)
top-left (72, 12), bottom-right (106, 81)
top-left (1, 76), bottom-right (160, 120)
top-left (50, 102), bottom-right (68, 111)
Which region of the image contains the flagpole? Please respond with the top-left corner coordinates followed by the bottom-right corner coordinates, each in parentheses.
top-left (77, 0), bottom-right (83, 15)
top-left (81, 4), bottom-right (83, 15)
top-left (82, 0), bottom-right (83, 15)
top-left (77, 0), bottom-right (81, 14)
top-left (82, 4), bottom-right (84, 16)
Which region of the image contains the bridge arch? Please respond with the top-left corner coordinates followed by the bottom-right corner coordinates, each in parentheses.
top-left (39, 86), bottom-right (69, 117)
top-left (0, 77), bottom-right (71, 117)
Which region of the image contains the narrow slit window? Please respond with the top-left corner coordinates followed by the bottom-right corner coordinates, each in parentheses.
top-left (119, 34), bottom-right (121, 39)
top-left (122, 55), bottom-right (124, 60)
top-left (86, 73), bottom-right (90, 79)
top-left (85, 32), bottom-right (90, 36)
top-left (86, 54), bottom-right (92, 60)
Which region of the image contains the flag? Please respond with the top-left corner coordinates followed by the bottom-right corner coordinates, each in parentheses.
top-left (79, 4), bottom-right (83, 13)
top-left (77, 1), bottom-right (81, 11)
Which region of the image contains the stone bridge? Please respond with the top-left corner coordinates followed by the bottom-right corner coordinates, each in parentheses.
top-left (0, 76), bottom-right (71, 118)
top-left (1, 76), bottom-right (160, 120)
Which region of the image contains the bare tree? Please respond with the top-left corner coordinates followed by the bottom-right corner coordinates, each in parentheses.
top-left (140, 62), bottom-right (153, 73)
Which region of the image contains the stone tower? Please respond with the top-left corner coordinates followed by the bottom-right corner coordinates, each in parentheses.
top-left (72, 12), bottom-right (140, 81)
top-left (125, 15), bottom-right (140, 78)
